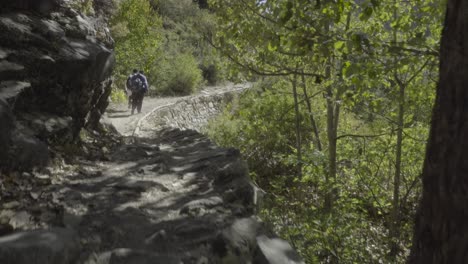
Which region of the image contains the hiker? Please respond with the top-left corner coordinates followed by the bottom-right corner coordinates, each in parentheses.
top-left (125, 69), bottom-right (138, 109)
top-left (128, 70), bottom-right (148, 115)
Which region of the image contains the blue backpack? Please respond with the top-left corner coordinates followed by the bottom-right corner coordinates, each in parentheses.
top-left (129, 74), bottom-right (144, 92)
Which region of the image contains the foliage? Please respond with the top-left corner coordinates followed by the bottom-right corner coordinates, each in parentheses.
top-left (154, 52), bottom-right (203, 95)
top-left (206, 0), bottom-right (444, 262)
top-left (69, 0), bottom-right (95, 15)
top-left (110, 0), bottom-right (233, 96)
top-left (209, 77), bottom-right (431, 263)
top-left (110, 87), bottom-right (127, 103)
top-left (207, 79), bottom-right (312, 184)
top-left (110, 0), bottom-right (162, 92)
top-left (155, 0), bottom-right (230, 86)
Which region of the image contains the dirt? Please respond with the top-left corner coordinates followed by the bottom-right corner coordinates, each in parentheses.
top-left (0, 84), bottom-right (258, 263)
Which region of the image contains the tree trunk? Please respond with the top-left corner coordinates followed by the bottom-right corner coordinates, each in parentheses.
top-left (409, 1), bottom-right (468, 262)
top-left (389, 77), bottom-right (404, 258)
top-left (301, 73), bottom-right (322, 151)
top-left (325, 85), bottom-right (339, 212)
top-left (292, 74), bottom-right (302, 177)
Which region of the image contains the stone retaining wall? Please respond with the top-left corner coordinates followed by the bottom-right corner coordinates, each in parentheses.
top-left (138, 85), bottom-right (248, 135)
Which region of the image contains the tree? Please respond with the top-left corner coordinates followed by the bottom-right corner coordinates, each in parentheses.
top-left (409, 0), bottom-right (468, 262)
top-left (110, 0), bottom-right (162, 89)
top-left (207, 0), bottom-right (442, 262)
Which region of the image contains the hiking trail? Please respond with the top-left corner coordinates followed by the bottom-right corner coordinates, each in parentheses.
top-left (0, 83), bottom-right (304, 263)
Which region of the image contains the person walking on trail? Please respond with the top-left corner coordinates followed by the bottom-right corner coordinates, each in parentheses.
top-left (128, 70), bottom-right (148, 115)
top-left (125, 69), bottom-right (138, 109)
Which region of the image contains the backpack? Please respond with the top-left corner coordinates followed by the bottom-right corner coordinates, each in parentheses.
top-left (129, 74), bottom-right (144, 92)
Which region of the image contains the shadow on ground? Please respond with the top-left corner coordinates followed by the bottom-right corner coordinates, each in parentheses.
top-left (46, 129), bottom-right (255, 263)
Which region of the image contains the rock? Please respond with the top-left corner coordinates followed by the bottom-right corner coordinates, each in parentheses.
top-left (214, 160), bottom-right (249, 186)
top-left (0, 81), bottom-right (31, 100)
top-left (180, 196), bottom-right (223, 216)
top-left (0, 228), bottom-right (80, 264)
top-left (0, 0), bottom-right (60, 14)
top-left (0, 3), bottom-right (115, 149)
top-left (21, 113), bottom-right (73, 139)
top-left (21, 172), bottom-right (32, 178)
top-left (256, 235), bottom-right (305, 264)
top-left (215, 218), bottom-right (259, 263)
top-left (0, 223), bottom-right (13, 236)
top-left (8, 211), bottom-right (32, 229)
top-left (62, 211), bottom-right (82, 228)
top-left (0, 60), bottom-right (25, 80)
top-left (0, 99), bottom-right (13, 166)
top-left (102, 146), bottom-right (109, 154)
top-left (10, 131), bottom-right (49, 170)
top-left (91, 248), bottom-right (181, 264)
top-left (0, 210), bottom-right (15, 224)
top-left (144, 229), bottom-right (167, 245)
top-left (29, 192), bottom-right (39, 200)
top-left (34, 172), bottom-right (51, 181)
top-left (9, 211), bottom-right (32, 229)
top-left (2, 201), bottom-right (20, 210)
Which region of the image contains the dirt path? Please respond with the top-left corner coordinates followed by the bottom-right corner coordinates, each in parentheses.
top-left (62, 129), bottom-right (251, 263)
top-left (104, 83), bottom-right (248, 136)
top-left (104, 96), bottom-right (186, 136)
top-left (1, 83), bottom-right (276, 263)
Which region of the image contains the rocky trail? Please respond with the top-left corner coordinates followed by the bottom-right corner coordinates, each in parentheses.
top-left (0, 2), bottom-right (302, 262)
top-left (0, 84), bottom-right (303, 264)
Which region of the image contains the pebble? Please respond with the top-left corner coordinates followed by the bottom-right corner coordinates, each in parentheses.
top-left (21, 172), bottom-right (32, 178)
top-left (30, 192), bottom-right (40, 200)
top-left (9, 211), bottom-right (32, 229)
top-left (2, 201), bottom-right (20, 209)
top-left (0, 210), bottom-right (15, 224)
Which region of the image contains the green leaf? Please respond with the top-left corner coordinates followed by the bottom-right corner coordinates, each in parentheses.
top-left (267, 42), bottom-right (277, 52)
top-left (359, 7), bottom-right (373, 21)
top-left (334, 41), bottom-right (345, 50)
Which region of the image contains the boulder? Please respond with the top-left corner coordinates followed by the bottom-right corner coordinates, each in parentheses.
top-left (0, 0), bottom-right (115, 169)
top-left (256, 235), bottom-right (305, 264)
top-left (216, 218), bottom-right (259, 263)
top-left (0, 228), bottom-right (80, 264)
top-left (10, 130), bottom-right (49, 170)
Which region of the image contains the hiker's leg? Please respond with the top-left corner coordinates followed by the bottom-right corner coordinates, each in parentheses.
top-left (137, 95), bottom-right (143, 113)
top-left (131, 96), bottom-right (138, 115)
top-left (128, 93), bottom-right (133, 109)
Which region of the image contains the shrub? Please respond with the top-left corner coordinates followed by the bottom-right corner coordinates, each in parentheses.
top-left (154, 53), bottom-right (203, 95)
top-left (110, 87), bottom-right (127, 103)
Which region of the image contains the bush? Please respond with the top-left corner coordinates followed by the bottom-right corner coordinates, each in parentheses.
top-left (200, 57), bottom-right (228, 85)
top-left (110, 87), bottom-right (127, 103)
top-left (154, 53), bottom-right (203, 95)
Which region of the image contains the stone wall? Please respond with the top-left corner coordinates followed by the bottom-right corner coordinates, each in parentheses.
top-left (138, 85), bottom-right (248, 136)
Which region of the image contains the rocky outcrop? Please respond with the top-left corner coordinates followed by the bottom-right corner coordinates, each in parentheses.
top-left (0, 0), bottom-right (114, 170)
